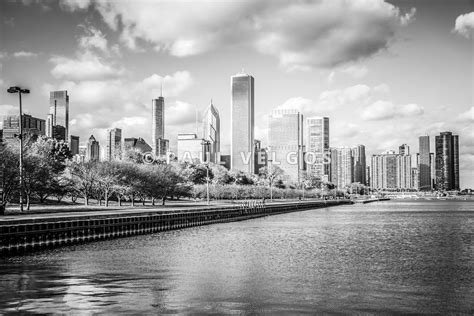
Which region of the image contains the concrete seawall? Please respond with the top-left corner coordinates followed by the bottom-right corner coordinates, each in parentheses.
top-left (0, 200), bottom-right (352, 255)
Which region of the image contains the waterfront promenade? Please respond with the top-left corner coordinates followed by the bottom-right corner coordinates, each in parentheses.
top-left (0, 199), bottom-right (352, 255)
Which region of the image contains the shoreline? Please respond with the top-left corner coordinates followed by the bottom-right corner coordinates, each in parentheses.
top-left (0, 200), bottom-right (352, 256)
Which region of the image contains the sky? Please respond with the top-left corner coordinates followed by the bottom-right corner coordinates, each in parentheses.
top-left (0, 0), bottom-right (473, 188)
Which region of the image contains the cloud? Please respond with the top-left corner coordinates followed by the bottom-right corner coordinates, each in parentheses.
top-left (13, 51), bottom-right (38, 58)
top-left (458, 106), bottom-right (474, 122)
top-left (78, 26), bottom-right (108, 52)
top-left (454, 12), bottom-right (474, 37)
top-left (362, 101), bottom-right (424, 120)
top-left (59, 0), bottom-right (92, 12)
top-left (0, 104), bottom-right (17, 117)
top-left (328, 64), bottom-right (369, 83)
top-left (59, 0), bottom-right (414, 70)
top-left (50, 52), bottom-right (125, 81)
top-left (167, 101), bottom-right (197, 125)
top-left (141, 71), bottom-right (193, 98)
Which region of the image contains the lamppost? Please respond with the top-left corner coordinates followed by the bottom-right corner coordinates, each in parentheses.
top-left (201, 140), bottom-right (211, 205)
top-left (7, 86), bottom-right (30, 213)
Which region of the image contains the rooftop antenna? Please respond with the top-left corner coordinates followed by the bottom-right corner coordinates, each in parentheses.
top-left (160, 80), bottom-right (163, 97)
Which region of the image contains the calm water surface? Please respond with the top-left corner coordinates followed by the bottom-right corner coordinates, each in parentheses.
top-left (1, 200), bottom-right (473, 314)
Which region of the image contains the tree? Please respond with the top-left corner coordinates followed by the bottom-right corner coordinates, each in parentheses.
top-left (66, 162), bottom-right (99, 206)
top-left (95, 162), bottom-right (121, 207)
top-left (0, 143), bottom-right (19, 214)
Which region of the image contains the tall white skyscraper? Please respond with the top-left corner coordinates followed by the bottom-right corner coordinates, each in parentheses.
top-left (152, 93), bottom-right (165, 156)
top-left (268, 109), bottom-right (303, 182)
top-left (306, 116), bottom-right (329, 181)
top-left (231, 72), bottom-right (254, 173)
top-left (202, 101), bottom-right (220, 163)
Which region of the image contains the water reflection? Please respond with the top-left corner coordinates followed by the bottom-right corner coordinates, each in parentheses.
top-left (1, 201), bottom-right (473, 314)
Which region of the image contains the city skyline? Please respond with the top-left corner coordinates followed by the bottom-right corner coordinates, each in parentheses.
top-left (0, 0), bottom-right (473, 187)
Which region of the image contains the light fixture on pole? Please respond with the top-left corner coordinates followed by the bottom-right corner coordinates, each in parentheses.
top-left (7, 86), bottom-right (30, 213)
top-left (201, 140), bottom-right (211, 205)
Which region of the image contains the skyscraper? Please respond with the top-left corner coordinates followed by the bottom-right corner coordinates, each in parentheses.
top-left (435, 131), bottom-right (460, 191)
top-left (69, 135), bottom-right (80, 156)
top-left (330, 147), bottom-right (353, 189)
top-left (106, 128), bottom-right (122, 161)
top-left (351, 145), bottom-right (366, 184)
top-left (49, 90), bottom-right (69, 142)
top-left (306, 117), bottom-right (329, 181)
top-left (87, 135), bottom-right (100, 162)
top-left (202, 101), bottom-right (220, 163)
top-left (152, 93), bottom-right (166, 157)
top-left (370, 152), bottom-right (398, 190)
top-left (399, 144), bottom-right (410, 155)
top-left (231, 72), bottom-right (254, 173)
top-left (418, 136), bottom-right (431, 191)
top-left (268, 109), bottom-right (303, 182)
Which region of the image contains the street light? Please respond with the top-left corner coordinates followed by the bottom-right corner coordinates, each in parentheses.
top-left (7, 86), bottom-right (30, 212)
top-left (201, 140), bottom-right (211, 205)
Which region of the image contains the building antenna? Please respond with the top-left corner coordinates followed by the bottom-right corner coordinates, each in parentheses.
top-left (160, 80), bottom-right (163, 97)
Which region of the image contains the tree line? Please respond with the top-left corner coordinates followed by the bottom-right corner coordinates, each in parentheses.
top-left (0, 136), bottom-right (350, 213)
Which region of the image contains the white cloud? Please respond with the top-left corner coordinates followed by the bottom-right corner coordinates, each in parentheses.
top-left (458, 106), bottom-right (474, 122)
top-left (78, 26), bottom-right (108, 52)
top-left (362, 101), bottom-right (424, 120)
top-left (59, 0), bottom-right (92, 12)
top-left (60, 0), bottom-right (414, 70)
top-left (13, 51), bottom-right (38, 58)
top-left (141, 71), bottom-right (193, 98)
top-left (167, 101), bottom-right (197, 125)
top-left (0, 104), bottom-right (17, 116)
top-left (50, 51), bottom-right (125, 81)
top-left (328, 64), bottom-right (369, 82)
top-left (454, 12), bottom-right (474, 37)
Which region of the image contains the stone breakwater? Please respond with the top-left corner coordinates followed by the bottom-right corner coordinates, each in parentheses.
top-left (0, 200), bottom-right (352, 255)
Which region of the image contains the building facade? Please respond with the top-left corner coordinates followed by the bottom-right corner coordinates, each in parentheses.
top-left (124, 137), bottom-right (152, 153)
top-left (177, 133), bottom-right (208, 163)
top-left (202, 101), bottom-right (220, 163)
top-left (69, 135), bottom-right (80, 156)
top-left (86, 135), bottom-right (100, 162)
top-left (351, 145), bottom-right (366, 185)
top-left (418, 136), bottom-right (431, 191)
top-left (152, 96), bottom-right (165, 157)
top-left (306, 116), bottom-right (329, 181)
top-left (370, 153), bottom-right (398, 190)
top-left (48, 90), bottom-right (69, 142)
top-left (268, 109), bottom-right (303, 182)
top-left (231, 73), bottom-right (254, 173)
top-left (2, 114), bottom-right (45, 140)
top-left (106, 128), bottom-right (122, 161)
top-left (435, 131), bottom-right (460, 191)
top-left (330, 147), bottom-right (353, 189)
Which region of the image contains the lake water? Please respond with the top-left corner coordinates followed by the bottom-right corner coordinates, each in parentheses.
top-left (1, 200), bottom-right (473, 314)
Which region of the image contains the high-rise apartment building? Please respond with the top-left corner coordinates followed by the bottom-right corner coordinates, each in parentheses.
top-left (48, 90), bottom-right (69, 142)
top-left (435, 131), bottom-right (460, 191)
top-left (202, 101), bottom-right (220, 163)
top-left (106, 128), bottom-right (122, 161)
top-left (86, 135), bottom-right (100, 162)
top-left (351, 145), bottom-right (366, 185)
top-left (330, 147), bottom-right (353, 189)
top-left (152, 95), bottom-right (165, 157)
top-left (370, 153), bottom-right (398, 190)
top-left (399, 144), bottom-right (410, 155)
top-left (397, 154), bottom-right (412, 189)
top-left (231, 73), bottom-right (254, 173)
top-left (418, 136), bottom-right (431, 191)
top-left (306, 116), bottom-right (329, 181)
top-left (268, 109), bottom-right (303, 182)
